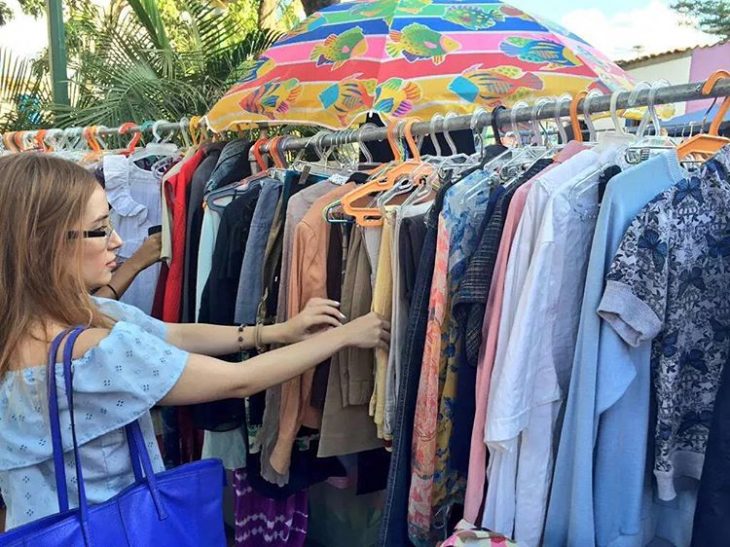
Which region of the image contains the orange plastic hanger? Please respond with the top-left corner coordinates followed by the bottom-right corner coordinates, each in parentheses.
top-left (118, 122), bottom-right (142, 156)
top-left (677, 70), bottom-right (730, 160)
top-left (570, 91), bottom-right (587, 143)
top-left (267, 136), bottom-right (286, 168)
top-left (34, 130), bottom-right (49, 152)
top-left (251, 138), bottom-right (269, 171)
top-left (341, 119), bottom-right (433, 227)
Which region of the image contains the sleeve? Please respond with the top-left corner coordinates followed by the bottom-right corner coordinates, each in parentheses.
top-left (57, 321), bottom-right (189, 450)
top-left (598, 205), bottom-right (669, 347)
top-left (93, 296), bottom-right (168, 340)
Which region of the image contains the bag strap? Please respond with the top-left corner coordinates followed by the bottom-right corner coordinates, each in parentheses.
top-left (48, 325), bottom-right (169, 528)
top-left (46, 327), bottom-right (75, 512)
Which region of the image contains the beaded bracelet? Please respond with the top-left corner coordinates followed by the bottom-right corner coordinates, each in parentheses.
top-left (237, 324), bottom-right (246, 352)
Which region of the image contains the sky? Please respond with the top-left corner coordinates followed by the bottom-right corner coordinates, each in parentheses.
top-left (0, 0), bottom-right (719, 61)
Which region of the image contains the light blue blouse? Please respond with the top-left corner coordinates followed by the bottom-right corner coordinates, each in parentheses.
top-left (0, 298), bottom-right (189, 530)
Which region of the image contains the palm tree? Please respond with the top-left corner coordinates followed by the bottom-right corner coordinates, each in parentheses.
top-left (0, 47), bottom-right (49, 133)
top-left (54, 0), bottom-right (280, 128)
top-left (0, 0), bottom-right (279, 132)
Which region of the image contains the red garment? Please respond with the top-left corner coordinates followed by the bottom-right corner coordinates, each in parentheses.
top-left (162, 149), bottom-right (206, 322)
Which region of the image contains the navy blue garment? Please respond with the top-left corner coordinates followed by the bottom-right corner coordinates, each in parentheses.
top-left (192, 184), bottom-right (261, 432)
top-left (691, 352), bottom-right (730, 547)
top-left (204, 139), bottom-right (253, 193)
top-left (379, 178), bottom-right (454, 547)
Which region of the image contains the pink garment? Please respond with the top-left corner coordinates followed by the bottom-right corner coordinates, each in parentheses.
top-left (462, 141), bottom-right (587, 523)
top-left (408, 216), bottom-right (450, 543)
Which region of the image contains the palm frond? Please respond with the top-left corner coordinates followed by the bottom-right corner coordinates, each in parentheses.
top-left (0, 48), bottom-right (50, 132)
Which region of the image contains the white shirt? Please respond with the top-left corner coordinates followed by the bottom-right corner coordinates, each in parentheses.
top-left (104, 155), bottom-right (162, 315)
top-left (483, 150), bottom-right (601, 541)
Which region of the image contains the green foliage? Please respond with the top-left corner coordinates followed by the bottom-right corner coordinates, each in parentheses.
top-left (0, 0), bottom-right (281, 130)
top-left (673, 0), bottom-right (730, 39)
top-left (0, 47), bottom-right (50, 132)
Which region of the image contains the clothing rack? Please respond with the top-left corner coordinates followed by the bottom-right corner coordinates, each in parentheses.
top-left (3, 77), bottom-right (730, 155)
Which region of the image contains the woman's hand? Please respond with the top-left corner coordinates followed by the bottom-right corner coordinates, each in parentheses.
top-left (339, 312), bottom-right (391, 350)
top-left (129, 233), bottom-right (162, 269)
top-left (280, 298), bottom-right (345, 344)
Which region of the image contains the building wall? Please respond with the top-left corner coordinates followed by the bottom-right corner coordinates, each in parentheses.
top-left (624, 53), bottom-right (693, 115)
top-left (687, 41), bottom-right (730, 113)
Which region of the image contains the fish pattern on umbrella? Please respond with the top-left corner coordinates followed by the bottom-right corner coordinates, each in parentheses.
top-left (311, 27), bottom-right (368, 70)
top-left (208, 0), bottom-right (634, 131)
top-left (385, 23), bottom-right (461, 64)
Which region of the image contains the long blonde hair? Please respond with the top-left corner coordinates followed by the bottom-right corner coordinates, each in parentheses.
top-left (0, 153), bottom-right (113, 378)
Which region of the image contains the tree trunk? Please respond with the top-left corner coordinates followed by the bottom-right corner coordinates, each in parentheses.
top-left (259, 0), bottom-right (280, 28)
top-left (300, 0), bottom-right (340, 16)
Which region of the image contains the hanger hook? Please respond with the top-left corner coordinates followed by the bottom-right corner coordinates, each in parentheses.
top-left (470, 107), bottom-right (487, 156)
top-left (610, 89), bottom-right (627, 136)
top-left (510, 101), bottom-right (529, 145)
top-left (152, 120), bottom-right (173, 143)
top-left (429, 113), bottom-right (443, 157)
top-left (532, 98), bottom-right (552, 146)
top-left (582, 89), bottom-right (603, 142)
top-left (553, 94), bottom-right (572, 144)
top-left (443, 112), bottom-right (458, 156)
top-left (637, 80), bottom-right (669, 137)
top-left (357, 123), bottom-right (375, 163)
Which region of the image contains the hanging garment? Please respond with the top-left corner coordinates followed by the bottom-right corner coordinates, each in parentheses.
top-left (544, 152), bottom-right (686, 547)
top-left (234, 179), bottom-right (284, 325)
top-left (371, 211), bottom-right (396, 440)
top-left (383, 200), bottom-right (433, 443)
top-left (195, 196), bottom-right (232, 321)
top-left (318, 227), bottom-right (382, 458)
top-left (269, 183), bottom-right (356, 476)
top-left (259, 179), bottom-right (339, 487)
top-left (162, 148), bottom-right (206, 323)
top-left (160, 147), bottom-right (197, 264)
top-left (692, 348), bottom-right (730, 547)
top-left (483, 149), bottom-right (599, 538)
top-left (182, 142), bottom-right (225, 323)
top-left (204, 139), bottom-right (253, 193)
top-left (103, 154), bottom-right (162, 314)
top-left (450, 158), bottom-right (553, 477)
top-left (431, 172), bottom-right (504, 530)
top-left (232, 470), bottom-right (307, 547)
top-left (193, 181), bottom-right (262, 433)
top-left (379, 179), bottom-right (452, 547)
top-left (463, 174), bottom-right (536, 523)
top-left (598, 147), bottom-right (730, 502)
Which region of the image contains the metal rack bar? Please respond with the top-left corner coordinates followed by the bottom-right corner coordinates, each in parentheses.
top-left (5, 77), bottom-right (730, 154)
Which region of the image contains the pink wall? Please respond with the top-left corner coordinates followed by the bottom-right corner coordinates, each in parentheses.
top-left (687, 41), bottom-right (730, 113)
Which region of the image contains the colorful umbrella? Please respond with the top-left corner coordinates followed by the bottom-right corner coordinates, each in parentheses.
top-left (206, 0), bottom-right (634, 131)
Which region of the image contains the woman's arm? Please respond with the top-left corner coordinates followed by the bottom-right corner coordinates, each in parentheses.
top-left (165, 298), bottom-right (345, 355)
top-left (159, 312), bottom-right (389, 405)
top-left (94, 233), bottom-right (162, 299)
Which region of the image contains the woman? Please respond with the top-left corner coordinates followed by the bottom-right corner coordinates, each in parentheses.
top-left (0, 153), bottom-right (389, 531)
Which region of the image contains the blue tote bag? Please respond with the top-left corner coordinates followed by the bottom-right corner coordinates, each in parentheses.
top-left (0, 327), bottom-right (227, 546)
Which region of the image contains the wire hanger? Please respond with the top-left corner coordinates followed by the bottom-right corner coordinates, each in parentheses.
top-left (677, 70), bottom-right (730, 161)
